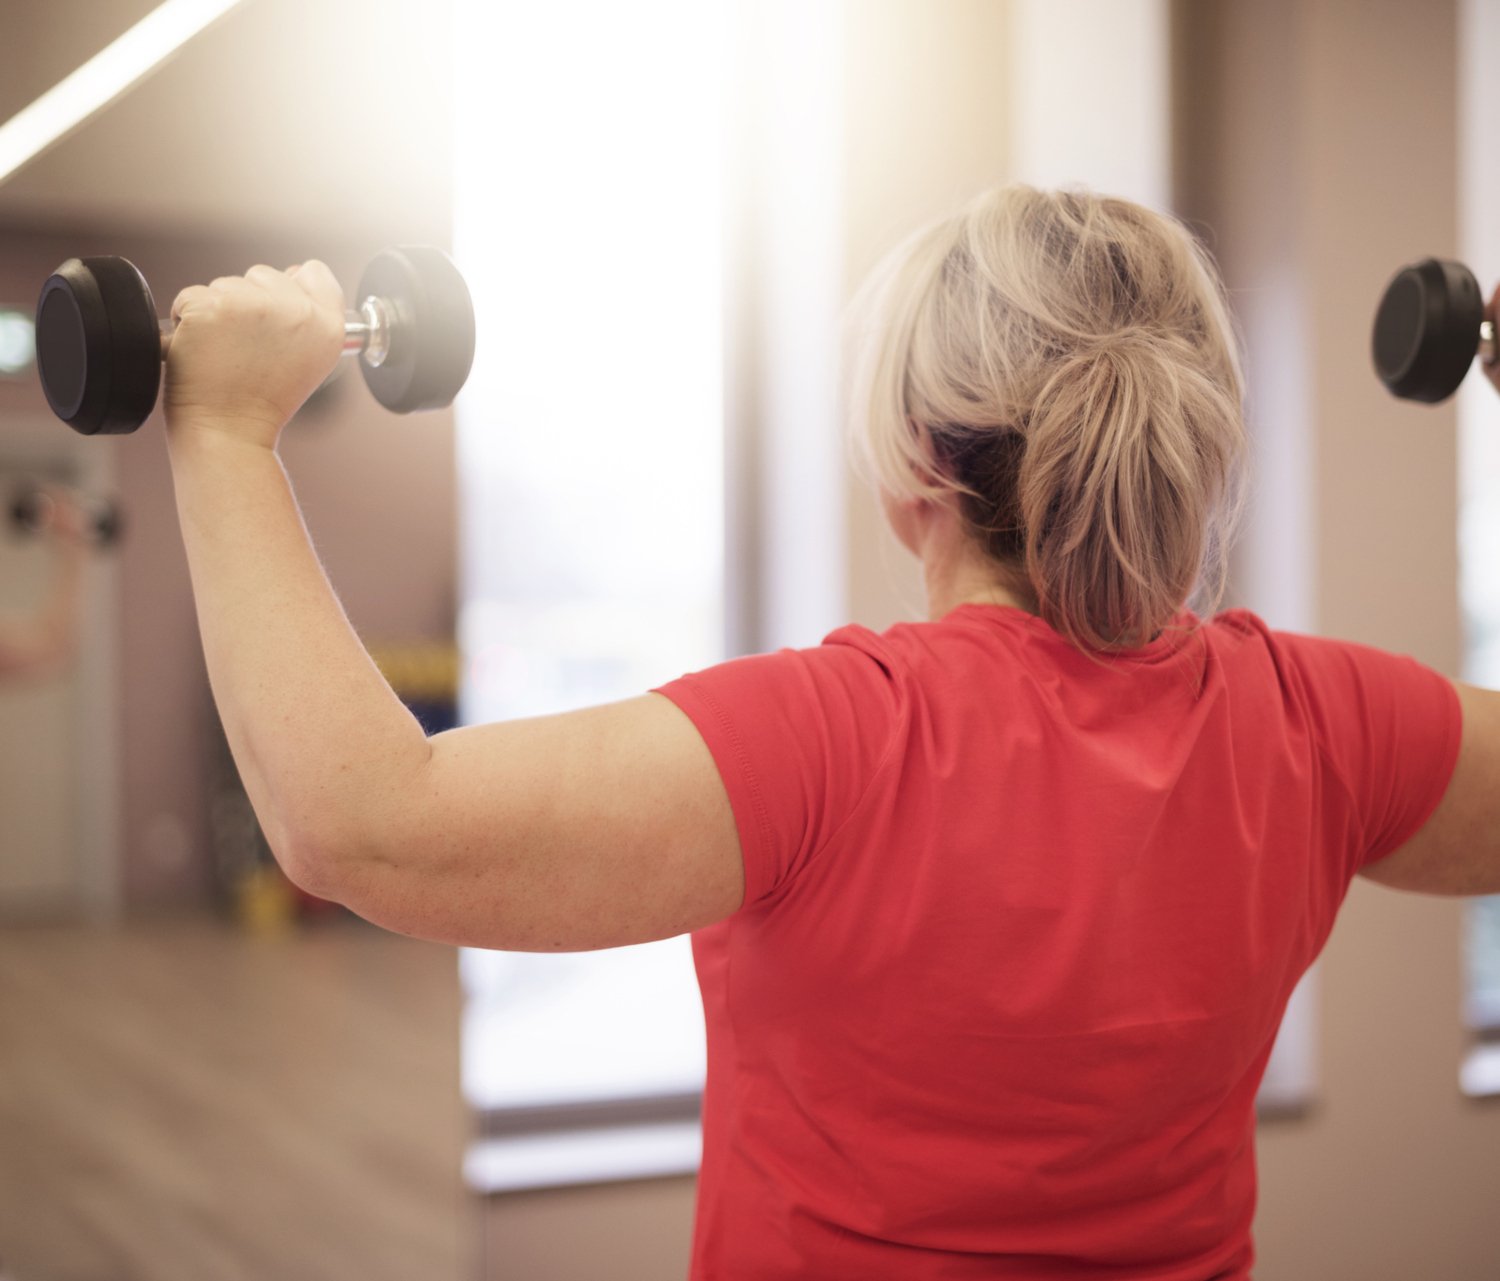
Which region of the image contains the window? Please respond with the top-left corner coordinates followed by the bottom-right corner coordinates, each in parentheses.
top-left (0, 309), bottom-right (34, 378)
top-left (452, 0), bottom-right (726, 1189)
top-left (1468, 898), bottom-right (1500, 1029)
top-left (1459, 0), bottom-right (1500, 1095)
top-left (1458, 375), bottom-right (1500, 1072)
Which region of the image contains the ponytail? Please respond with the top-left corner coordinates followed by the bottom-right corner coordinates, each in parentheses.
top-left (1020, 333), bottom-right (1242, 649)
top-left (850, 185), bottom-right (1247, 652)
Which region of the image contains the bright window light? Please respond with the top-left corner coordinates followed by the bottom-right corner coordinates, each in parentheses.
top-left (0, 0), bottom-right (246, 185)
top-left (1458, 0), bottom-right (1500, 1050)
top-left (453, 0), bottom-right (724, 1151)
top-left (0, 310), bottom-right (35, 377)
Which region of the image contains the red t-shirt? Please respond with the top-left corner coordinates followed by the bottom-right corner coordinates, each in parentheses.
top-left (653, 605), bottom-right (1462, 1280)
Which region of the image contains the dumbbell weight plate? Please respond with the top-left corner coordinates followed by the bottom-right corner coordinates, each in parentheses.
top-left (7, 487), bottom-right (45, 537)
top-left (356, 247), bottom-right (476, 415)
top-left (36, 257), bottom-right (163, 435)
top-left (91, 499), bottom-right (124, 548)
top-left (1372, 257), bottom-right (1484, 405)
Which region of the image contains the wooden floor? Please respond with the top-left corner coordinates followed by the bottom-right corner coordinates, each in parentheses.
top-left (0, 916), bottom-right (469, 1281)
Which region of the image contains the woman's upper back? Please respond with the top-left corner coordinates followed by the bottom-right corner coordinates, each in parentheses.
top-left (656, 605), bottom-right (1459, 1279)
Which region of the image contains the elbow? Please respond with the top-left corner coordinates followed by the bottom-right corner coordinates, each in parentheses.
top-left (268, 751), bottom-right (432, 924)
top-left (275, 813), bottom-right (412, 918)
top-left (278, 826), bottom-right (426, 938)
top-left (274, 823), bottom-right (359, 905)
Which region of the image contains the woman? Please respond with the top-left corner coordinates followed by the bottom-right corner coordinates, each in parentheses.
top-left (163, 186), bottom-right (1496, 1279)
top-left (0, 487), bottom-right (89, 682)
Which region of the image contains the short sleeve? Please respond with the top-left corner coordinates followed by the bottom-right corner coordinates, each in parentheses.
top-left (652, 629), bottom-right (905, 910)
top-left (1272, 632), bottom-right (1462, 873)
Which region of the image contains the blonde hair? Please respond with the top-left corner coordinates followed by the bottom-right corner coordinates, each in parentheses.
top-left (849, 185), bottom-right (1247, 651)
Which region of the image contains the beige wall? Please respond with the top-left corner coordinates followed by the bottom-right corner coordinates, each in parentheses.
top-left (1177, 1), bottom-right (1500, 1276)
top-left (843, 0), bottom-right (1013, 632)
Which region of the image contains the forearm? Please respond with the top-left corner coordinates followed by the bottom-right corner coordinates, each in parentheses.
top-left (166, 426), bottom-right (431, 889)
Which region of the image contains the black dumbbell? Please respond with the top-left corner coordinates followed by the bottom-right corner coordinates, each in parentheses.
top-left (8, 484), bottom-right (124, 548)
top-left (1372, 257), bottom-right (1495, 404)
top-left (34, 247), bottom-right (476, 436)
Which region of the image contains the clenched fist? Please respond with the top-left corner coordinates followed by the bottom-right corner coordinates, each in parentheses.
top-left (165, 261), bottom-right (346, 451)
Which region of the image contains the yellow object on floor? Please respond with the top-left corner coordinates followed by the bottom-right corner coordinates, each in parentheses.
top-left (234, 862), bottom-right (296, 934)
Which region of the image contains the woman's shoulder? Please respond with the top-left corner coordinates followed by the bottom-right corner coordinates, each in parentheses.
top-left (1201, 609), bottom-right (1436, 678)
top-left (839, 603), bottom-right (1262, 665)
top-left (806, 604), bottom-right (1389, 686)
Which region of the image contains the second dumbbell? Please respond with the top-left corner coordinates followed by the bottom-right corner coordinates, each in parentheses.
top-left (1372, 257), bottom-right (1496, 404)
top-left (34, 247), bottom-right (476, 436)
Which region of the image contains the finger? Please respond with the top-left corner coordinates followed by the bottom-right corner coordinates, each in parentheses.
top-left (289, 259), bottom-right (345, 313)
top-left (244, 266), bottom-right (310, 310)
top-left (244, 264), bottom-right (286, 291)
top-left (248, 263), bottom-right (325, 316)
top-left (170, 283), bottom-right (215, 324)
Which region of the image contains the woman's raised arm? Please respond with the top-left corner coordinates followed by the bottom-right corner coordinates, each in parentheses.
top-left (163, 261), bottom-right (743, 949)
top-left (1361, 682), bottom-right (1500, 896)
top-left (313, 694), bottom-right (744, 950)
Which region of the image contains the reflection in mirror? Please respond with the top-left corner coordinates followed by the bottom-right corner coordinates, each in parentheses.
top-left (0, 1), bottom-right (467, 1278)
top-left (0, 449), bottom-right (87, 905)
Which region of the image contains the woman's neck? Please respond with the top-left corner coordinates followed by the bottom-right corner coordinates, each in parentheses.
top-left (922, 540), bottom-right (1037, 622)
top-left (884, 490), bottom-right (1038, 622)
top-left (925, 575), bottom-right (1034, 622)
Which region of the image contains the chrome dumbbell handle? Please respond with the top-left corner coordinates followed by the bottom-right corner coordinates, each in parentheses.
top-left (156, 297), bottom-right (394, 369)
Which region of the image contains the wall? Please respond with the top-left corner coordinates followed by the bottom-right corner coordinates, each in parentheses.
top-left (0, 0), bottom-right (455, 249)
top-left (842, 0), bottom-right (1013, 631)
top-left (0, 222), bottom-right (456, 909)
top-left (1176, 1), bottom-right (1500, 1275)
top-left (1008, 0), bottom-right (1171, 209)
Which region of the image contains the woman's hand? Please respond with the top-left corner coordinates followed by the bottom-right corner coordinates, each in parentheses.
top-left (19, 486), bottom-right (90, 549)
top-left (44, 489), bottom-right (92, 549)
top-left (165, 261), bottom-right (346, 452)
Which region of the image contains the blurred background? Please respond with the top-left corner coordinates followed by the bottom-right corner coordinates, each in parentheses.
top-left (0, 0), bottom-right (1498, 1278)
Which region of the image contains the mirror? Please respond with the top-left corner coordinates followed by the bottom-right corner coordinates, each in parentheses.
top-left (0, 2), bottom-right (468, 1277)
